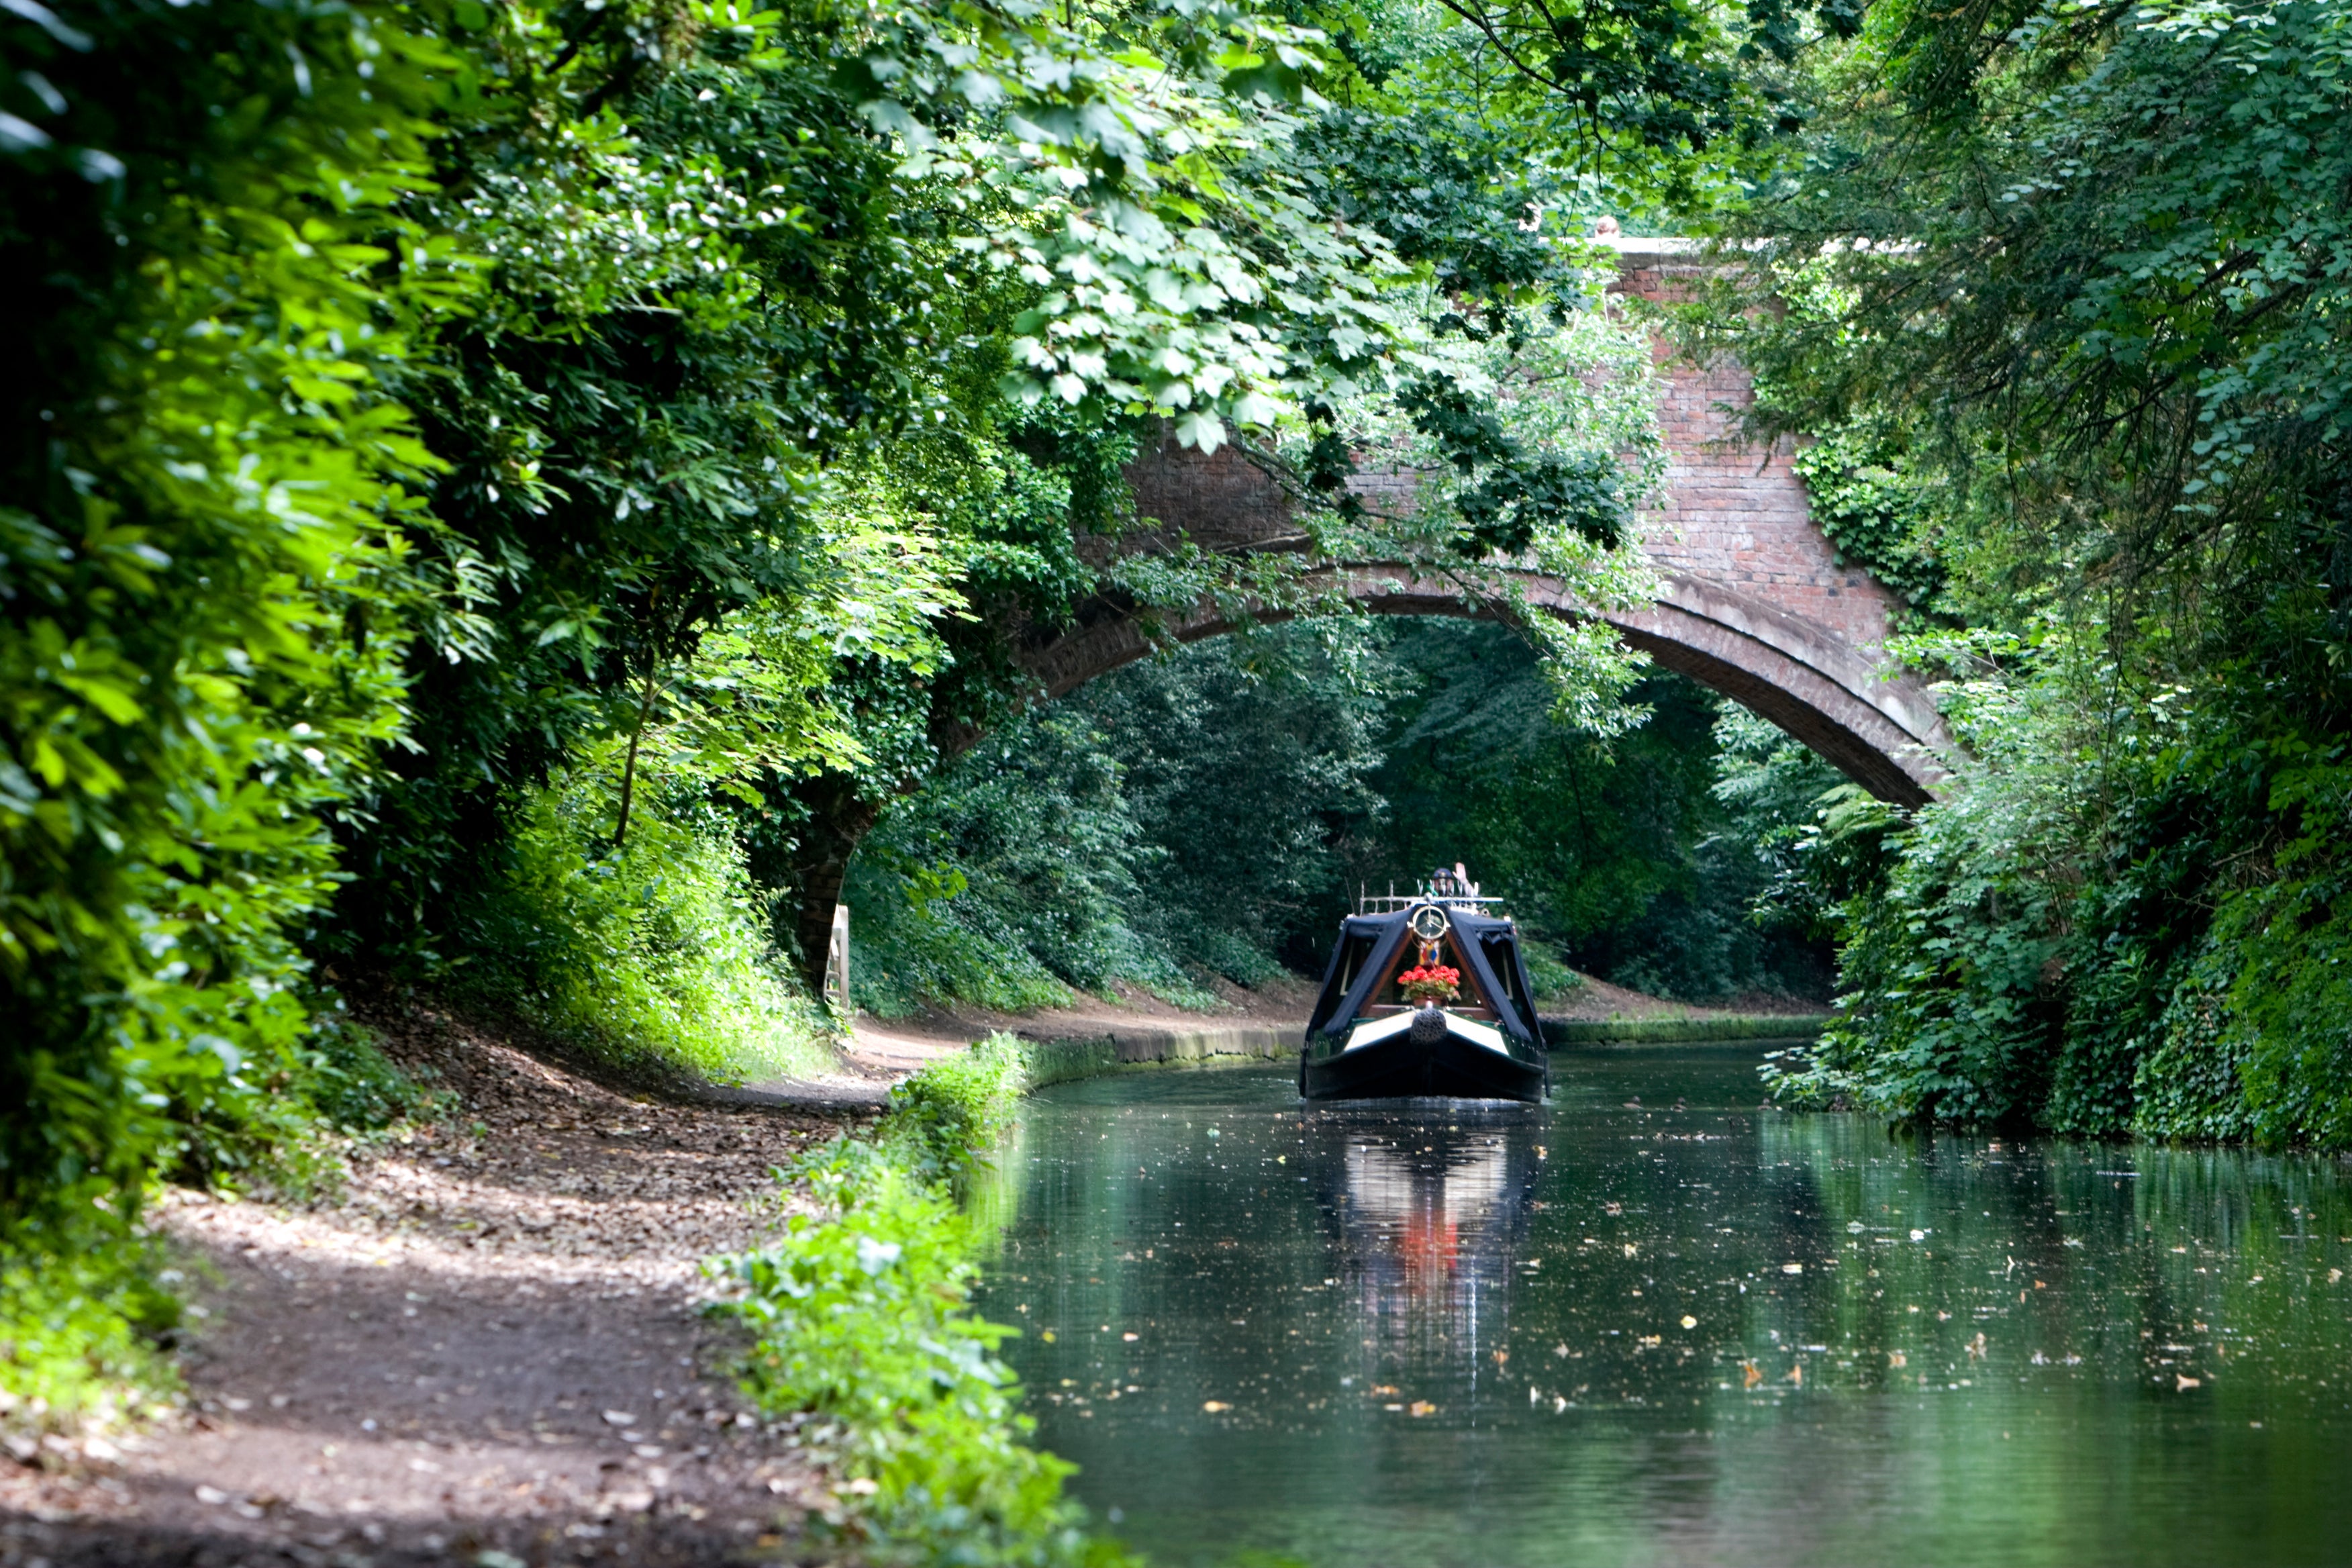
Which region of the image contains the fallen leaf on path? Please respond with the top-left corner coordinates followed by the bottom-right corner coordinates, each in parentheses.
top-left (602, 1410), bottom-right (636, 1426)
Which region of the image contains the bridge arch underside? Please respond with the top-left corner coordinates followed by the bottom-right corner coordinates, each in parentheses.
top-left (1020, 567), bottom-right (1946, 809)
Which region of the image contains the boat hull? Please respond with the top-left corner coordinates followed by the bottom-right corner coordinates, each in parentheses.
top-left (1301, 1010), bottom-right (1546, 1104)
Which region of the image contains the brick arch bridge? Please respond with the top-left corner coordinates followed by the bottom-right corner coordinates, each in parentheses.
top-left (1015, 239), bottom-right (1949, 809)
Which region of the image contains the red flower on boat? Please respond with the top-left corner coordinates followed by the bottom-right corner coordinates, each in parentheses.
top-left (1395, 963), bottom-right (1461, 1004)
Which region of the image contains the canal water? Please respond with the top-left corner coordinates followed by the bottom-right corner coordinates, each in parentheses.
top-left (970, 1046), bottom-right (2352, 1567)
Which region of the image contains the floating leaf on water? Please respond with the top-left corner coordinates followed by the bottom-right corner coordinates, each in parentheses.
top-left (1408, 1401), bottom-right (1436, 1416)
top-left (2177, 1375), bottom-right (2202, 1391)
top-left (1782, 1263), bottom-right (1803, 1275)
top-left (1741, 1361), bottom-right (1763, 1389)
top-left (1888, 1351), bottom-right (1907, 1368)
top-left (1202, 1400), bottom-right (1232, 1413)
top-left (1680, 1316), bottom-right (1698, 1330)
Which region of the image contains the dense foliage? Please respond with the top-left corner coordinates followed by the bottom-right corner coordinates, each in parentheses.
top-left (1727, 0), bottom-right (2352, 1143)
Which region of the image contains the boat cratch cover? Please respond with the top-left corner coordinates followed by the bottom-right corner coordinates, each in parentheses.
top-left (1300, 901), bottom-right (1549, 1101)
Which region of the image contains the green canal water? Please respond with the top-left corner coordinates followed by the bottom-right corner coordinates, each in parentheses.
top-left (969, 1046), bottom-right (2352, 1567)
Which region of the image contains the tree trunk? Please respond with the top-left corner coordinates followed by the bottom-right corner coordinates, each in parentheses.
top-left (752, 772), bottom-right (882, 999)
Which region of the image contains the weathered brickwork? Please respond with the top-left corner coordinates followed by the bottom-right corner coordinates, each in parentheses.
top-left (1615, 252), bottom-right (1897, 652)
top-left (1025, 242), bottom-right (1949, 805)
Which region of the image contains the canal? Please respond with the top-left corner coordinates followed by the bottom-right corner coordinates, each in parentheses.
top-left (971, 1045), bottom-right (2352, 1566)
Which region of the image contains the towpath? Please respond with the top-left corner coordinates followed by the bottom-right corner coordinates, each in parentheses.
top-left (1, 1003), bottom-right (862, 1568)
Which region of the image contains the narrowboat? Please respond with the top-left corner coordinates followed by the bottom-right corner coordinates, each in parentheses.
top-left (1299, 883), bottom-right (1549, 1103)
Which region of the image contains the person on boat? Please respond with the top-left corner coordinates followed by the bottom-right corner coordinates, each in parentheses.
top-left (1426, 863), bottom-right (1480, 899)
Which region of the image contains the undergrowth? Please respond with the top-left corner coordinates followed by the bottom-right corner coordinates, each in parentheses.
top-left (459, 773), bottom-right (838, 1085)
top-left (0, 1226), bottom-right (183, 1447)
top-left (711, 1034), bottom-right (1130, 1566)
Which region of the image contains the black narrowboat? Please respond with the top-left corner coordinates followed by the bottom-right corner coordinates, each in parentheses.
top-left (1299, 890), bottom-right (1549, 1103)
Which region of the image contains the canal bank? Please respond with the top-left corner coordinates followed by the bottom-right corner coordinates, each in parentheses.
top-left (720, 983), bottom-right (1837, 1110)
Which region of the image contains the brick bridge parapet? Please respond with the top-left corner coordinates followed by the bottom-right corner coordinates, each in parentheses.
top-left (1025, 238), bottom-right (1950, 807)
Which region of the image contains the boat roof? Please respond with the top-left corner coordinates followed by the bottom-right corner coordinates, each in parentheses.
top-left (1305, 903), bottom-right (1545, 1050)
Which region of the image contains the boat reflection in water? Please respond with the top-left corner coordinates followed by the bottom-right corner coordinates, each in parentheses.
top-left (1310, 1104), bottom-right (1543, 1406)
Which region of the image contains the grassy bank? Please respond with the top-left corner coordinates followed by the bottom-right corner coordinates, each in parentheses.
top-left (710, 1034), bottom-right (1130, 1566)
top-left (1543, 1014), bottom-right (1834, 1046)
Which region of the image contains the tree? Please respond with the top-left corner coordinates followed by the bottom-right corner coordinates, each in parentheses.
top-left (1732, 0), bottom-right (2352, 1141)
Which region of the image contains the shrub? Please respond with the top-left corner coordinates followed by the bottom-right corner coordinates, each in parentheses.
top-left (456, 769), bottom-right (836, 1086)
top-left (714, 1036), bottom-right (1128, 1566)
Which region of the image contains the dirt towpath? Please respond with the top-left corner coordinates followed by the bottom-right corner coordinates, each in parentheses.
top-left (0, 1004), bottom-right (875, 1568)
